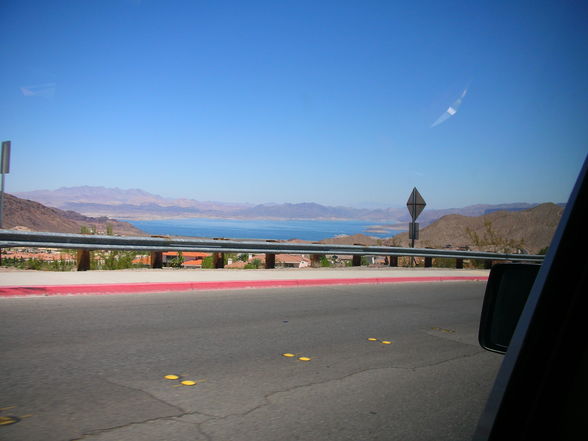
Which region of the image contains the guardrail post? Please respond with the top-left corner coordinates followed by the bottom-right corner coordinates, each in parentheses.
top-left (265, 253), bottom-right (276, 269)
top-left (456, 258), bottom-right (464, 269)
top-left (424, 257), bottom-right (433, 268)
top-left (310, 254), bottom-right (322, 268)
top-left (213, 252), bottom-right (225, 269)
top-left (150, 252), bottom-right (163, 269)
top-left (388, 256), bottom-right (398, 267)
top-left (77, 250), bottom-right (91, 271)
top-left (485, 260), bottom-right (493, 269)
top-left (351, 243), bottom-right (365, 267)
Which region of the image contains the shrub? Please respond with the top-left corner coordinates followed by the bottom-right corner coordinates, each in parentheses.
top-left (24, 258), bottom-right (43, 270)
top-left (433, 257), bottom-right (455, 268)
top-left (243, 258), bottom-right (262, 269)
top-left (466, 220), bottom-right (525, 254)
top-left (95, 250), bottom-right (138, 270)
top-left (168, 251), bottom-right (184, 268)
top-left (201, 256), bottom-right (214, 269)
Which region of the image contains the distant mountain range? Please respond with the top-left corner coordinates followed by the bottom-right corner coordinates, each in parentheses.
top-left (4, 192), bottom-right (563, 252)
top-left (15, 186), bottom-right (248, 214)
top-left (14, 186), bottom-right (565, 225)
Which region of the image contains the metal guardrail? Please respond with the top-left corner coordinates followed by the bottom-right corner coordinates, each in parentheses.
top-left (0, 229), bottom-right (544, 270)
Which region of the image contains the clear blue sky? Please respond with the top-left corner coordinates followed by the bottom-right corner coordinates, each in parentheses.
top-left (1, 0), bottom-right (587, 208)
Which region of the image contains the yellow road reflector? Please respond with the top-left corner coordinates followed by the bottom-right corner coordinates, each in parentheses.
top-left (164, 375), bottom-right (180, 380)
top-left (298, 357), bottom-right (312, 361)
top-left (0, 406), bottom-right (16, 411)
top-left (282, 353), bottom-right (296, 357)
top-left (0, 416), bottom-right (20, 426)
top-left (181, 380), bottom-right (197, 386)
top-left (380, 341), bottom-right (392, 345)
top-left (367, 338), bottom-right (378, 341)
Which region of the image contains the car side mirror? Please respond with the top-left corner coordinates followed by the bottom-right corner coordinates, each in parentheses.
top-left (479, 263), bottom-right (541, 354)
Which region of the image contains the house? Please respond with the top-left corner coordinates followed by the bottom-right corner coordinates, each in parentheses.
top-left (2, 248), bottom-right (76, 263)
top-left (241, 254), bottom-right (311, 268)
top-left (182, 259), bottom-right (204, 268)
top-left (225, 260), bottom-right (248, 269)
top-left (162, 252), bottom-right (210, 265)
top-left (132, 255), bottom-right (151, 266)
top-left (275, 254), bottom-right (310, 268)
top-left (131, 252), bottom-right (210, 267)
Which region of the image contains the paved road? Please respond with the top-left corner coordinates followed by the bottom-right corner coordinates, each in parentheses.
top-left (0, 282), bottom-right (502, 441)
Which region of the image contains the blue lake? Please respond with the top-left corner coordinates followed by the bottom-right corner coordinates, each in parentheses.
top-left (128, 218), bottom-right (405, 241)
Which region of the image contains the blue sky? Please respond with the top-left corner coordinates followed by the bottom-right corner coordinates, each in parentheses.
top-left (1, 0), bottom-right (587, 209)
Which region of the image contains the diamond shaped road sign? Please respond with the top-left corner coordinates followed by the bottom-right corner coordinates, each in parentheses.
top-left (406, 187), bottom-right (426, 221)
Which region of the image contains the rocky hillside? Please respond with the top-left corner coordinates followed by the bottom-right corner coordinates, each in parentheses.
top-left (2, 194), bottom-right (145, 236)
top-left (389, 203), bottom-right (563, 254)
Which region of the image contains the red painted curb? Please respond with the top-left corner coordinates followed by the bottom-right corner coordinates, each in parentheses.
top-left (0, 276), bottom-right (488, 297)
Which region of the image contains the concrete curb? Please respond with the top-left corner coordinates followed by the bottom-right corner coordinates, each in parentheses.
top-left (0, 276), bottom-right (488, 297)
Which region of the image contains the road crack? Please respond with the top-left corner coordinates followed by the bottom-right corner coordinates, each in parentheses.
top-left (101, 378), bottom-right (187, 414)
top-left (202, 351), bottom-right (489, 425)
top-left (72, 353), bottom-right (489, 440)
top-left (71, 378), bottom-right (219, 440)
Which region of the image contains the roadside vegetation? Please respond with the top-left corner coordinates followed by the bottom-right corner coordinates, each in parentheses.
top-left (466, 220), bottom-right (525, 254)
top-left (1, 255), bottom-right (77, 271)
top-left (1, 220), bottom-right (529, 271)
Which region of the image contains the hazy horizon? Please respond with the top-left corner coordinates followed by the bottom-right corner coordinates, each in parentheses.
top-left (13, 184), bottom-right (565, 211)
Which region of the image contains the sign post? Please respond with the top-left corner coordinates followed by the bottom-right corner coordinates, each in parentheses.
top-left (406, 187), bottom-right (426, 250)
top-left (0, 141), bottom-right (10, 229)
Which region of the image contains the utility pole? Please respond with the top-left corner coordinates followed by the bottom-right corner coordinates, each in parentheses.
top-left (0, 141), bottom-right (10, 229)
top-left (0, 141), bottom-right (10, 266)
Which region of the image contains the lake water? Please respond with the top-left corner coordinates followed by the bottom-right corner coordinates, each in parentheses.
top-left (128, 218), bottom-right (405, 241)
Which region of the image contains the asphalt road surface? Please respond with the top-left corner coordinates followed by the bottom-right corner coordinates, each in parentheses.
top-left (0, 282), bottom-right (502, 441)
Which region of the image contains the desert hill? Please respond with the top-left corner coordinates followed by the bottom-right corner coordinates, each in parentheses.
top-left (389, 203), bottom-right (563, 254)
top-left (319, 233), bottom-right (381, 246)
top-left (2, 193), bottom-right (145, 236)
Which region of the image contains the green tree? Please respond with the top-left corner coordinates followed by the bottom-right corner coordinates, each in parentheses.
top-left (24, 258), bottom-right (43, 270)
top-left (168, 251), bottom-right (184, 268)
top-left (245, 258), bottom-right (262, 269)
top-left (201, 256), bottom-right (214, 269)
top-left (49, 257), bottom-right (74, 271)
top-left (95, 250), bottom-right (138, 270)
